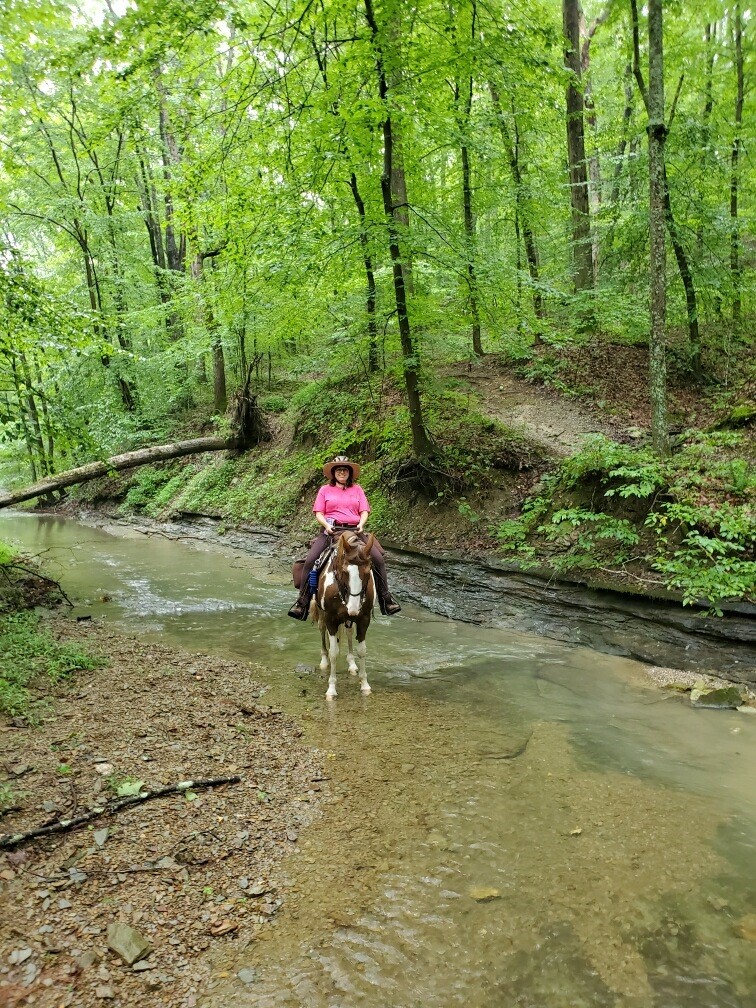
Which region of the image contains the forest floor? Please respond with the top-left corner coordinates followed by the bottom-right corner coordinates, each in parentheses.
top-left (0, 617), bottom-right (325, 1008)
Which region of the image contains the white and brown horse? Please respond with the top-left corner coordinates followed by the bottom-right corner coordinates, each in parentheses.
top-left (311, 531), bottom-right (375, 699)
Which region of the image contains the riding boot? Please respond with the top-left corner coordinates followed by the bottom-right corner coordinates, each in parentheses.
top-left (372, 567), bottom-right (402, 616)
top-left (378, 593), bottom-right (402, 616)
top-left (287, 586), bottom-right (312, 621)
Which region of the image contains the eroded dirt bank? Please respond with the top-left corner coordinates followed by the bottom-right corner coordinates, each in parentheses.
top-left (0, 618), bottom-right (324, 1008)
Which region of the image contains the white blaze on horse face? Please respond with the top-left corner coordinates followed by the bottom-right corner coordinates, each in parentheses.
top-left (346, 563), bottom-right (361, 616)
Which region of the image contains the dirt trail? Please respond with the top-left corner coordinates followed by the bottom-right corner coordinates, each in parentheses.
top-left (446, 358), bottom-right (622, 456)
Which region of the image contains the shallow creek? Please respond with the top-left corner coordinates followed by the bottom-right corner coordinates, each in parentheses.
top-left (2, 512), bottom-right (756, 1007)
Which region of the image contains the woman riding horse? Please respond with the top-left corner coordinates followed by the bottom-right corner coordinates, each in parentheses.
top-left (287, 456), bottom-right (401, 619)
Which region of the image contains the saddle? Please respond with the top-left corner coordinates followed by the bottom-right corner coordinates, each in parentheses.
top-left (291, 527), bottom-right (383, 589)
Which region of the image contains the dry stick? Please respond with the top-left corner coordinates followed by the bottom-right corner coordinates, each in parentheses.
top-left (0, 776), bottom-right (241, 850)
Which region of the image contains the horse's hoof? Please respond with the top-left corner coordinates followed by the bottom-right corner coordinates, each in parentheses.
top-left (348, 667), bottom-right (358, 676)
top-left (360, 685), bottom-right (372, 695)
top-left (326, 690), bottom-right (337, 700)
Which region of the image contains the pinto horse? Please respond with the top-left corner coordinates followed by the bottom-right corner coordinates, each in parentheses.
top-left (311, 531), bottom-right (376, 699)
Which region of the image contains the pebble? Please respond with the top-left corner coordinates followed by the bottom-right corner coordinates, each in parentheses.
top-left (9, 948), bottom-right (33, 965)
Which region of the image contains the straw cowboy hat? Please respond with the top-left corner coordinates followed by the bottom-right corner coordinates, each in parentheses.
top-left (323, 455), bottom-right (361, 480)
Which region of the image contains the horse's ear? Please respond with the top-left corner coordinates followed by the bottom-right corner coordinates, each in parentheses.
top-left (362, 533), bottom-right (375, 558)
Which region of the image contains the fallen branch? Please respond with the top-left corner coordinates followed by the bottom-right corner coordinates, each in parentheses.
top-left (0, 437), bottom-right (233, 510)
top-left (0, 776), bottom-right (241, 850)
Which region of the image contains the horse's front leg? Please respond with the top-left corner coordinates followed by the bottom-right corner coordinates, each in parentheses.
top-left (355, 618), bottom-right (370, 695)
top-left (345, 624), bottom-right (358, 676)
top-left (319, 623), bottom-right (329, 672)
top-left (325, 628), bottom-right (340, 700)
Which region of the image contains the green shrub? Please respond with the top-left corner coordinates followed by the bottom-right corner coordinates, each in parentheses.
top-left (123, 465), bottom-right (181, 511)
top-left (259, 393), bottom-right (288, 413)
top-left (496, 432), bottom-right (755, 611)
top-left (0, 612), bottom-right (103, 720)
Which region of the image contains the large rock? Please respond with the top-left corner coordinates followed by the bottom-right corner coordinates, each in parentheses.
top-left (106, 923), bottom-right (151, 965)
top-left (690, 686), bottom-right (743, 709)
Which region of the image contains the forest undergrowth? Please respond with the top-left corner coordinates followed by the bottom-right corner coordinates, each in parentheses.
top-left (58, 335), bottom-right (756, 615)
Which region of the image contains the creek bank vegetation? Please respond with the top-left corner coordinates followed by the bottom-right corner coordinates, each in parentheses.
top-left (0, 567), bottom-right (325, 1008)
top-left (52, 344), bottom-right (754, 618)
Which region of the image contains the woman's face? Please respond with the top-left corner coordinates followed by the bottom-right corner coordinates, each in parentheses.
top-left (334, 466), bottom-right (350, 484)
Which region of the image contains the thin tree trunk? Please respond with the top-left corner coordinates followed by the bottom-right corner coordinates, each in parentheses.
top-left (631, 0), bottom-right (700, 374)
top-left (514, 208), bottom-right (523, 332)
top-left (581, 6), bottom-right (610, 282)
top-left (461, 132), bottom-right (483, 355)
top-left (134, 143), bottom-right (185, 342)
top-left (18, 352), bottom-right (49, 476)
top-left (610, 65), bottom-right (635, 208)
top-left (30, 356), bottom-right (56, 473)
top-left (364, 0), bottom-right (433, 459)
top-left (647, 0), bottom-right (669, 455)
top-left (662, 161), bottom-right (701, 370)
top-left (190, 251), bottom-right (227, 414)
top-left (453, 0), bottom-right (483, 355)
top-left (10, 357), bottom-right (40, 481)
top-left (730, 3), bottom-right (744, 325)
top-left (349, 173), bottom-right (380, 372)
top-left (563, 0), bottom-right (594, 292)
top-left (489, 85), bottom-right (545, 321)
top-left (696, 22), bottom-right (716, 259)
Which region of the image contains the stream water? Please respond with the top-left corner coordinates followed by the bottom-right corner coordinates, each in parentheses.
top-left (2, 512), bottom-right (756, 1007)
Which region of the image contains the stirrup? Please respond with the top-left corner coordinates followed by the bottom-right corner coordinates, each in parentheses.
top-left (379, 595), bottom-right (402, 616)
top-left (288, 599), bottom-right (309, 621)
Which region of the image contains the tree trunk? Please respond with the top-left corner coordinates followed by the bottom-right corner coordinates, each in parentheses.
top-left (631, 0), bottom-right (700, 374)
top-left (489, 85), bottom-right (545, 321)
top-left (696, 22), bottom-right (716, 259)
top-left (190, 250), bottom-right (227, 414)
top-left (0, 438), bottom-right (233, 511)
top-left (452, 1), bottom-right (483, 356)
top-left (134, 143), bottom-right (185, 343)
top-left (662, 162), bottom-right (701, 371)
top-left (461, 131), bottom-right (483, 355)
top-left (581, 6), bottom-right (609, 283)
top-left (10, 357), bottom-right (40, 482)
top-left (562, 0), bottom-right (593, 292)
top-left (610, 65), bottom-right (635, 208)
top-left (647, 0), bottom-right (669, 455)
top-left (349, 173), bottom-right (380, 373)
top-left (730, 3), bottom-right (744, 325)
top-left (364, 0), bottom-right (434, 460)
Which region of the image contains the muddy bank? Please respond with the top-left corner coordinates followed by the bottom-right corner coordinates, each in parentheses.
top-left (129, 512), bottom-right (755, 687)
top-left (0, 619), bottom-right (323, 1008)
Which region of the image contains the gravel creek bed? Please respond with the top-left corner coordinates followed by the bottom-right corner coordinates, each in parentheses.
top-left (0, 617), bottom-right (325, 1008)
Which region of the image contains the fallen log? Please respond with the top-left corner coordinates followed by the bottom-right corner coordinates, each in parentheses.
top-left (0, 436), bottom-right (233, 510)
top-left (0, 776), bottom-right (242, 849)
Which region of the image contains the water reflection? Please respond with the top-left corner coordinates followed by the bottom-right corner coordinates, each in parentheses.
top-left (2, 511), bottom-right (755, 1007)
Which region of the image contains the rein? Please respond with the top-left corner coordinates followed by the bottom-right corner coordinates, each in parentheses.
top-left (323, 531), bottom-right (371, 618)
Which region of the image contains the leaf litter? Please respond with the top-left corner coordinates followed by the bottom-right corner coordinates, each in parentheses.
top-left (0, 617), bottom-right (325, 1007)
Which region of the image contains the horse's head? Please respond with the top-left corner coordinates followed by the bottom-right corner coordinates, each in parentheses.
top-left (335, 531), bottom-right (375, 572)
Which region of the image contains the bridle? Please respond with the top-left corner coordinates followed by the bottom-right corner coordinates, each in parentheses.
top-left (330, 532), bottom-right (372, 620)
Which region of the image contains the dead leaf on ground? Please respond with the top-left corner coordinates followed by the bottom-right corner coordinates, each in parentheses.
top-left (208, 919), bottom-right (238, 937)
